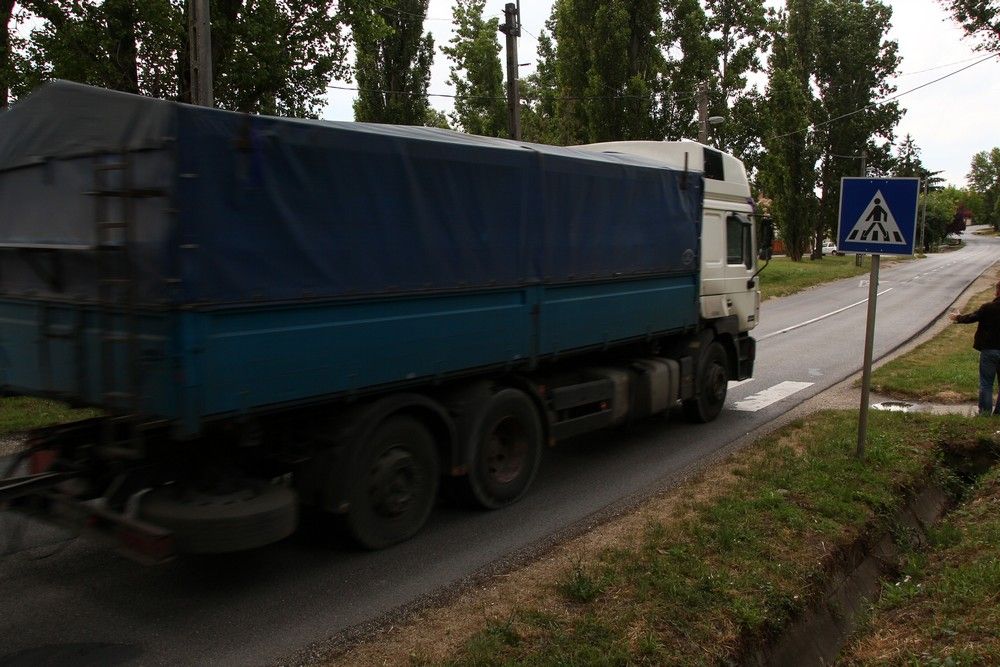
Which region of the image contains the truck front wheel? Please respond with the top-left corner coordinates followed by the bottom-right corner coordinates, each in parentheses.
top-left (345, 416), bottom-right (439, 549)
top-left (683, 341), bottom-right (728, 423)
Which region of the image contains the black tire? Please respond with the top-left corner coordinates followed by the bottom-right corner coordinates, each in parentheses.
top-left (682, 341), bottom-right (728, 423)
top-left (466, 388), bottom-right (543, 510)
top-left (139, 484), bottom-right (298, 554)
top-left (345, 416), bottom-right (439, 550)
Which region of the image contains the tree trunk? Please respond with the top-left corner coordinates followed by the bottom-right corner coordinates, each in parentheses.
top-left (1, 0), bottom-right (15, 110)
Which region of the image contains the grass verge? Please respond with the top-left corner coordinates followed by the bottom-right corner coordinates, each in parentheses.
top-left (0, 396), bottom-right (99, 435)
top-left (870, 281), bottom-right (995, 403)
top-left (760, 255), bottom-right (877, 300)
top-left (327, 411), bottom-right (999, 666)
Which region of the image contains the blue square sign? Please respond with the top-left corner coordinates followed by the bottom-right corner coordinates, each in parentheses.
top-left (837, 177), bottom-right (920, 256)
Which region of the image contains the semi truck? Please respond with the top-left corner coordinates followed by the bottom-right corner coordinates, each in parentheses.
top-left (0, 81), bottom-right (767, 561)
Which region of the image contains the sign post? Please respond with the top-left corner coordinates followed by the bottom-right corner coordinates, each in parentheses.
top-left (837, 177), bottom-right (920, 459)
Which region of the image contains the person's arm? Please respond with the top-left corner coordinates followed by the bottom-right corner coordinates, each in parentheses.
top-left (951, 306), bottom-right (981, 324)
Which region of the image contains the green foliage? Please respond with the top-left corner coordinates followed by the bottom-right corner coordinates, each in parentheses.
top-left (813, 0), bottom-right (901, 258)
top-left (441, 0), bottom-right (504, 137)
top-left (1, 0), bottom-right (20, 109)
top-left (760, 4), bottom-right (819, 262)
top-left (349, 0), bottom-right (435, 125)
top-left (520, 23), bottom-right (559, 144)
top-left (940, 0), bottom-right (1000, 52)
top-left (967, 147), bottom-right (1000, 229)
top-left (659, 0), bottom-right (715, 141)
top-left (551, 0), bottom-right (664, 144)
top-left (8, 0), bottom-right (348, 117)
top-left (703, 0), bottom-right (769, 166)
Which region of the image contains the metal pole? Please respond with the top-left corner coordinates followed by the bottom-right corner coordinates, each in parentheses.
top-left (499, 3), bottom-right (521, 140)
top-left (697, 82), bottom-right (708, 143)
top-left (920, 177), bottom-right (928, 252)
top-left (856, 254), bottom-right (880, 460)
top-left (856, 150), bottom-right (867, 267)
top-left (188, 0), bottom-right (213, 107)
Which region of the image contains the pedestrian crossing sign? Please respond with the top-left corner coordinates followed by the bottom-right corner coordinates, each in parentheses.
top-left (837, 177), bottom-right (919, 256)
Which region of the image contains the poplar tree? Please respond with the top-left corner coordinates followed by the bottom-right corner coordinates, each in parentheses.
top-left (812, 0), bottom-right (901, 258)
top-left (551, 0), bottom-right (663, 144)
top-left (760, 2), bottom-right (819, 262)
top-left (703, 0), bottom-right (768, 158)
top-left (520, 24), bottom-right (559, 144)
top-left (1, 0), bottom-right (17, 109)
top-left (441, 0), bottom-right (505, 137)
top-left (659, 0), bottom-right (715, 141)
top-left (939, 0), bottom-right (1000, 51)
top-left (350, 0), bottom-right (435, 125)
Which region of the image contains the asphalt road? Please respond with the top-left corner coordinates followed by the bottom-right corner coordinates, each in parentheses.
top-left (1, 231), bottom-right (996, 667)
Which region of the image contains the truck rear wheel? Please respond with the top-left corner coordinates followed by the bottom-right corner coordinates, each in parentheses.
top-left (465, 388), bottom-right (543, 510)
top-left (683, 341), bottom-right (728, 423)
top-left (345, 416), bottom-right (439, 550)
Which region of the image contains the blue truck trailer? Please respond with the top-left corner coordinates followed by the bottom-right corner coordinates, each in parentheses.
top-left (0, 82), bottom-right (764, 559)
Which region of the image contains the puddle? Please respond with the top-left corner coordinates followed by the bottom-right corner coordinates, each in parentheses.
top-left (872, 400), bottom-right (914, 412)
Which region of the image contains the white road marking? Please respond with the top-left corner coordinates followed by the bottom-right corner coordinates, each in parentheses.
top-left (728, 378), bottom-right (754, 389)
top-left (758, 288), bottom-right (894, 341)
top-left (733, 381), bottom-right (814, 412)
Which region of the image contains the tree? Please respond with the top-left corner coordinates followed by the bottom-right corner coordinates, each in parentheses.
top-left (520, 24), bottom-right (560, 144)
top-left (349, 0), bottom-right (435, 125)
top-left (1, 0), bottom-right (17, 109)
top-left (659, 0), bottom-right (715, 141)
top-left (441, 0), bottom-right (504, 137)
top-left (759, 3), bottom-right (819, 262)
top-left (939, 0), bottom-right (1000, 51)
top-left (812, 0), bottom-right (901, 258)
top-left (550, 0), bottom-right (664, 144)
top-left (703, 0), bottom-right (769, 156)
top-left (968, 147), bottom-right (1000, 229)
top-left (8, 0), bottom-right (350, 117)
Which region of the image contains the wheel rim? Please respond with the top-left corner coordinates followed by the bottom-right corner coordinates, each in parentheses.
top-left (484, 416), bottom-right (529, 485)
top-left (367, 446), bottom-right (419, 518)
top-left (708, 362), bottom-right (727, 403)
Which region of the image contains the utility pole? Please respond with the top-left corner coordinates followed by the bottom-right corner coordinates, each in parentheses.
top-left (697, 82), bottom-right (708, 143)
top-left (499, 2), bottom-right (521, 141)
top-left (188, 0), bottom-right (213, 107)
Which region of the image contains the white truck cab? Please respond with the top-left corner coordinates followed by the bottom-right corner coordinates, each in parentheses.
top-left (575, 140), bottom-right (761, 334)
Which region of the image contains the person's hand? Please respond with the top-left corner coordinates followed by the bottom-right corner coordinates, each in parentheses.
top-left (949, 309), bottom-right (960, 321)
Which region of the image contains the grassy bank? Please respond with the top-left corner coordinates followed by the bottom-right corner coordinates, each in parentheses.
top-left (0, 396), bottom-right (99, 435)
top-left (870, 280), bottom-right (995, 403)
top-left (841, 467), bottom-right (1000, 664)
top-left (760, 254), bottom-right (876, 300)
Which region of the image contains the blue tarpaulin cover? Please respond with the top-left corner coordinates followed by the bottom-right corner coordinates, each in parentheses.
top-left (0, 81), bottom-right (703, 305)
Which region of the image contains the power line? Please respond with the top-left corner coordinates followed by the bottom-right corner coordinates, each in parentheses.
top-left (894, 53), bottom-right (993, 77)
top-left (327, 83), bottom-right (701, 104)
top-left (769, 52), bottom-right (999, 142)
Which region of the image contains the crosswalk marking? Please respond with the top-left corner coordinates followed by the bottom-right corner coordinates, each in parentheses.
top-left (732, 381), bottom-right (814, 412)
top-left (727, 378), bottom-right (754, 389)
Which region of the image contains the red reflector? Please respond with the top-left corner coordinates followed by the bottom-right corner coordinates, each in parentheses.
top-left (119, 528), bottom-right (175, 562)
top-left (29, 449), bottom-right (57, 475)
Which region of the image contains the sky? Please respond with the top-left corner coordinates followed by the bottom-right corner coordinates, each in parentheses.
top-left (322, 0), bottom-right (1000, 188)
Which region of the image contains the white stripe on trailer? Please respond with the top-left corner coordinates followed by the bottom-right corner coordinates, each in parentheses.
top-left (732, 381), bottom-right (814, 412)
